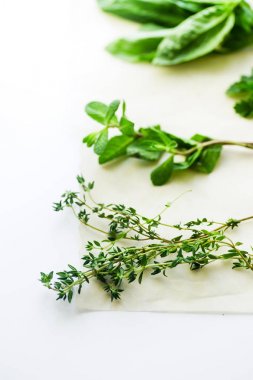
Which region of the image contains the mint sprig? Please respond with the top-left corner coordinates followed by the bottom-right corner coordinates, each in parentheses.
top-left (83, 100), bottom-right (253, 186)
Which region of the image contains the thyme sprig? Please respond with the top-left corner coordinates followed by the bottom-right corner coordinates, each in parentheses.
top-left (40, 176), bottom-right (253, 303)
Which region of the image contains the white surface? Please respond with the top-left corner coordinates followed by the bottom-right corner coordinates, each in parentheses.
top-left (1, 0), bottom-right (253, 378)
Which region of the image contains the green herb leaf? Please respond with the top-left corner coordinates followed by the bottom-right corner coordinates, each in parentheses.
top-left (191, 134), bottom-right (222, 173)
top-left (99, 135), bottom-right (134, 164)
top-left (119, 116), bottom-right (135, 136)
top-left (194, 145), bottom-right (222, 173)
top-left (85, 101), bottom-right (118, 125)
top-left (94, 129), bottom-right (109, 155)
top-left (227, 69), bottom-right (253, 118)
top-left (107, 29), bottom-right (166, 62)
top-left (227, 69), bottom-right (253, 97)
top-left (97, 0), bottom-right (195, 27)
top-left (174, 149), bottom-right (202, 171)
top-left (151, 155), bottom-right (174, 186)
top-left (105, 99), bottom-right (120, 125)
top-left (127, 139), bottom-right (163, 160)
top-left (154, 6), bottom-right (235, 65)
top-left (83, 131), bottom-right (99, 147)
top-left (234, 97), bottom-right (253, 118)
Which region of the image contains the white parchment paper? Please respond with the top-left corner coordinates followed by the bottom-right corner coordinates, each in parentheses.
top-left (73, 2), bottom-right (253, 312)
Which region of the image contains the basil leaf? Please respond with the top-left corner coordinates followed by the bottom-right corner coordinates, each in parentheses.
top-left (99, 135), bottom-right (134, 164)
top-left (154, 6), bottom-right (235, 65)
top-left (85, 101), bottom-right (118, 125)
top-left (151, 156), bottom-right (174, 186)
top-left (233, 1), bottom-right (253, 33)
top-left (220, 26), bottom-right (253, 51)
top-left (107, 29), bottom-right (168, 62)
top-left (127, 139), bottom-right (163, 161)
top-left (94, 129), bottom-right (108, 155)
top-left (97, 0), bottom-right (195, 27)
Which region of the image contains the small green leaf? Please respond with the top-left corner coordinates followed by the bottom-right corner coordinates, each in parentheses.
top-left (174, 149), bottom-right (202, 171)
top-left (119, 116), bottom-right (135, 136)
top-left (190, 134), bottom-right (222, 173)
top-left (83, 132), bottom-right (98, 147)
top-left (85, 101), bottom-right (108, 124)
top-left (234, 97), bottom-right (253, 118)
top-left (68, 289), bottom-right (73, 303)
top-left (191, 133), bottom-right (210, 143)
top-left (194, 144), bottom-right (222, 174)
top-left (226, 69), bottom-right (253, 118)
top-left (127, 139), bottom-right (163, 161)
top-left (105, 99), bottom-right (120, 124)
top-left (94, 129), bottom-right (108, 155)
top-left (151, 155), bottom-right (174, 186)
top-left (99, 135), bottom-right (134, 164)
top-left (227, 76), bottom-right (253, 97)
top-left (122, 100), bottom-right (126, 116)
top-left (219, 252), bottom-right (238, 259)
top-left (85, 101), bottom-right (118, 125)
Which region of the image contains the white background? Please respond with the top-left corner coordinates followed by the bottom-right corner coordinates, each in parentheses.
top-left (1, 0), bottom-right (253, 378)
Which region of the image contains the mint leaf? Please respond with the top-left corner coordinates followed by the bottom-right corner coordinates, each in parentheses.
top-left (188, 134), bottom-right (222, 173)
top-left (99, 135), bottom-right (134, 164)
top-left (127, 139), bottom-right (163, 161)
top-left (94, 129), bottom-right (108, 155)
top-left (119, 116), bottom-right (135, 136)
top-left (105, 99), bottom-right (120, 124)
top-left (151, 156), bottom-right (174, 186)
top-left (194, 145), bottom-right (222, 173)
top-left (85, 101), bottom-right (118, 125)
top-left (174, 149), bottom-right (202, 171)
top-left (83, 132), bottom-right (99, 147)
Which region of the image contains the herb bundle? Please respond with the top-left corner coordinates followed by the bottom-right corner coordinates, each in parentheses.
top-left (40, 176), bottom-right (253, 303)
top-left (98, 0), bottom-right (253, 66)
top-left (83, 99), bottom-right (253, 186)
top-left (227, 69), bottom-right (253, 118)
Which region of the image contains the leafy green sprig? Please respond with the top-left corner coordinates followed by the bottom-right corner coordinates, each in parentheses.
top-left (40, 176), bottom-right (253, 303)
top-left (83, 99), bottom-right (253, 186)
top-left (227, 69), bottom-right (253, 118)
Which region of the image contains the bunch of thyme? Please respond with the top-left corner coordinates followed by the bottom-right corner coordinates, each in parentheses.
top-left (40, 176), bottom-right (253, 303)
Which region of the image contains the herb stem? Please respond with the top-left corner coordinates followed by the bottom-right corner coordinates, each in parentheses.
top-left (176, 140), bottom-right (253, 156)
